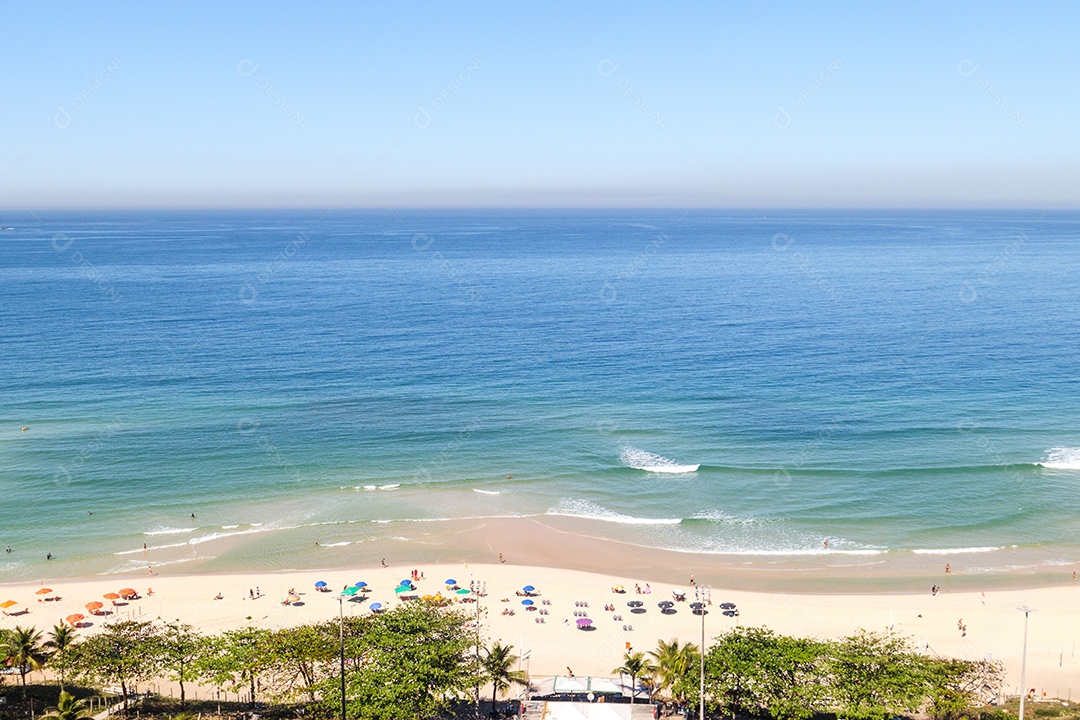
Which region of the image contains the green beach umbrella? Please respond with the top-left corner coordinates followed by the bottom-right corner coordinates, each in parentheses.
top-left (342, 586), bottom-right (360, 596)
top-left (395, 585), bottom-right (412, 594)
top-left (456, 588), bottom-right (471, 595)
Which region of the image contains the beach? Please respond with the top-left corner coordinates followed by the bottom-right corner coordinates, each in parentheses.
top-left (3, 542), bottom-right (1078, 701)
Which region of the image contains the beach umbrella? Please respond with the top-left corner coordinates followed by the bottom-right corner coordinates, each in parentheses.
top-left (0, 600), bottom-right (17, 609)
top-left (575, 618), bottom-right (592, 627)
top-left (369, 602), bottom-right (383, 611)
top-left (689, 602), bottom-right (703, 609)
top-left (395, 586), bottom-right (412, 594)
top-left (522, 585), bottom-right (535, 593)
top-left (315, 581), bottom-right (327, 588)
top-left (456, 588), bottom-right (471, 595)
top-left (658, 600), bottom-right (674, 608)
top-left (36, 588), bottom-right (52, 595)
top-left (627, 600), bottom-right (643, 608)
top-left (103, 592), bottom-right (121, 600)
top-left (354, 581), bottom-right (367, 588)
top-left (66, 614), bottom-right (84, 626)
top-left (119, 588), bottom-right (137, 596)
top-left (85, 601), bottom-right (103, 611)
top-left (521, 599), bottom-right (534, 606)
top-left (444, 578), bottom-right (457, 586)
top-left (342, 586), bottom-right (359, 596)
top-left (399, 579), bottom-right (412, 586)
top-left (719, 602), bottom-right (736, 610)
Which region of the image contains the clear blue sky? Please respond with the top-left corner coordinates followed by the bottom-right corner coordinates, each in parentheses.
top-left (3, 1), bottom-right (1079, 209)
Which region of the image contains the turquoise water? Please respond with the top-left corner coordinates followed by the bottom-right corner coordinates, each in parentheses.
top-left (1, 209), bottom-right (1079, 581)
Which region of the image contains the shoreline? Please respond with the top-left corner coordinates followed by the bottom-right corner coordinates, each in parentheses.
top-left (4, 516), bottom-right (1078, 594)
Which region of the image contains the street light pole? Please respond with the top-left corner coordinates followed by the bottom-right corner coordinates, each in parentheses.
top-left (339, 596), bottom-right (346, 720)
top-left (1018, 606), bottom-right (1033, 720)
top-left (475, 577), bottom-right (483, 720)
top-left (696, 584), bottom-right (711, 720)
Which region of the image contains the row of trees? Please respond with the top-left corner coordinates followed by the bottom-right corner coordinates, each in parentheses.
top-left (6, 609), bottom-right (1003, 720)
top-left (2, 603), bottom-right (524, 720)
top-left (614, 627), bottom-right (1002, 720)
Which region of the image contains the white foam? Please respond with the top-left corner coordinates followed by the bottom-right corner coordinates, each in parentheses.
top-left (362, 485), bottom-right (377, 491)
top-left (619, 447), bottom-right (699, 473)
top-left (379, 484), bottom-right (400, 491)
top-left (321, 541), bottom-right (351, 547)
top-left (546, 498), bottom-right (681, 525)
top-left (473, 489), bottom-right (501, 495)
top-left (1041, 447), bottom-right (1080, 470)
top-left (222, 525), bottom-right (240, 529)
top-left (912, 546), bottom-right (1004, 555)
top-left (143, 527), bottom-right (196, 536)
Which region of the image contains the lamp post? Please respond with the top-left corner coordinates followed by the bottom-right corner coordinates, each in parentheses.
top-left (695, 583), bottom-right (711, 720)
top-left (1017, 606), bottom-right (1034, 720)
top-left (474, 576), bottom-right (483, 720)
top-left (338, 595), bottom-right (346, 720)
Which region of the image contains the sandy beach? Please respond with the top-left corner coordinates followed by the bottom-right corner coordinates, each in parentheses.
top-left (3, 554), bottom-right (1078, 702)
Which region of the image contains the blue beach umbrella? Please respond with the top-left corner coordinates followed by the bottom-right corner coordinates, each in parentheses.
top-left (399, 579), bottom-right (412, 586)
top-left (444, 578), bottom-right (457, 586)
top-left (521, 599), bottom-right (534, 606)
top-left (355, 581), bottom-right (367, 588)
top-left (523, 585), bottom-right (535, 592)
top-left (315, 581), bottom-right (327, 588)
top-left (369, 602), bottom-right (382, 612)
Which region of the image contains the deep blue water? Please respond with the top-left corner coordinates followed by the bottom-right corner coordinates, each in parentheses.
top-left (1, 209), bottom-right (1079, 580)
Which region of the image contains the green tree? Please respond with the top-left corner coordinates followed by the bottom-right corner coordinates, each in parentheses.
top-left (45, 624), bottom-right (79, 690)
top-left (71, 620), bottom-right (159, 702)
top-left (698, 626), bottom-right (828, 720)
top-left (826, 630), bottom-right (925, 720)
top-left (2, 625), bottom-right (46, 702)
top-left (923, 657), bottom-right (1004, 720)
top-left (316, 601), bottom-right (476, 720)
top-left (649, 637), bottom-right (698, 704)
top-left (156, 620), bottom-right (205, 707)
top-left (41, 691), bottom-right (93, 720)
top-left (197, 627), bottom-right (273, 708)
top-left (481, 642), bottom-right (527, 710)
top-left (612, 651), bottom-right (655, 705)
top-left (265, 623), bottom-right (336, 703)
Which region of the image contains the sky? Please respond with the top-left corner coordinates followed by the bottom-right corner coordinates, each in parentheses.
top-left (3, 1), bottom-right (1079, 209)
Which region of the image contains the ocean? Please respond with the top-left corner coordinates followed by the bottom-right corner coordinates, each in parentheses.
top-left (2, 208), bottom-right (1079, 583)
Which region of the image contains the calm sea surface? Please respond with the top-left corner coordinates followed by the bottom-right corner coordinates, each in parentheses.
top-left (2, 209), bottom-right (1078, 582)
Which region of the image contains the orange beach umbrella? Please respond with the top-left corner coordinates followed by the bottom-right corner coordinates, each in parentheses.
top-left (66, 614), bottom-right (84, 626)
top-left (103, 592), bottom-right (121, 600)
top-left (85, 601), bottom-right (103, 611)
top-left (119, 588), bottom-right (136, 596)
top-left (0, 600), bottom-right (17, 609)
top-left (35, 588), bottom-right (52, 595)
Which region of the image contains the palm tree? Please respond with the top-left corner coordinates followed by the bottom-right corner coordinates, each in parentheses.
top-left (481, 642), bottom-right (528, 711)
top-left (649, 638), bottom-right (699, 702)
top-left (612, 651), bottom-right (655, 705)
top-left (3, 625), bottom-right (46, 703)
top-left (42, 691), bottom-right (93, 720)
top-left (46, 624), bottom-right (79, 690)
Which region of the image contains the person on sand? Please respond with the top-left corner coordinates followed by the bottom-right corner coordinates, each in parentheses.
top-left (214, 593), bottom-right (223, 600)
top-left (644, 583), bottom-right (650, 594)
top-left (945, 563), bottom-right (950, 573)
top-left (566, 667), bottom-right (574, 677)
